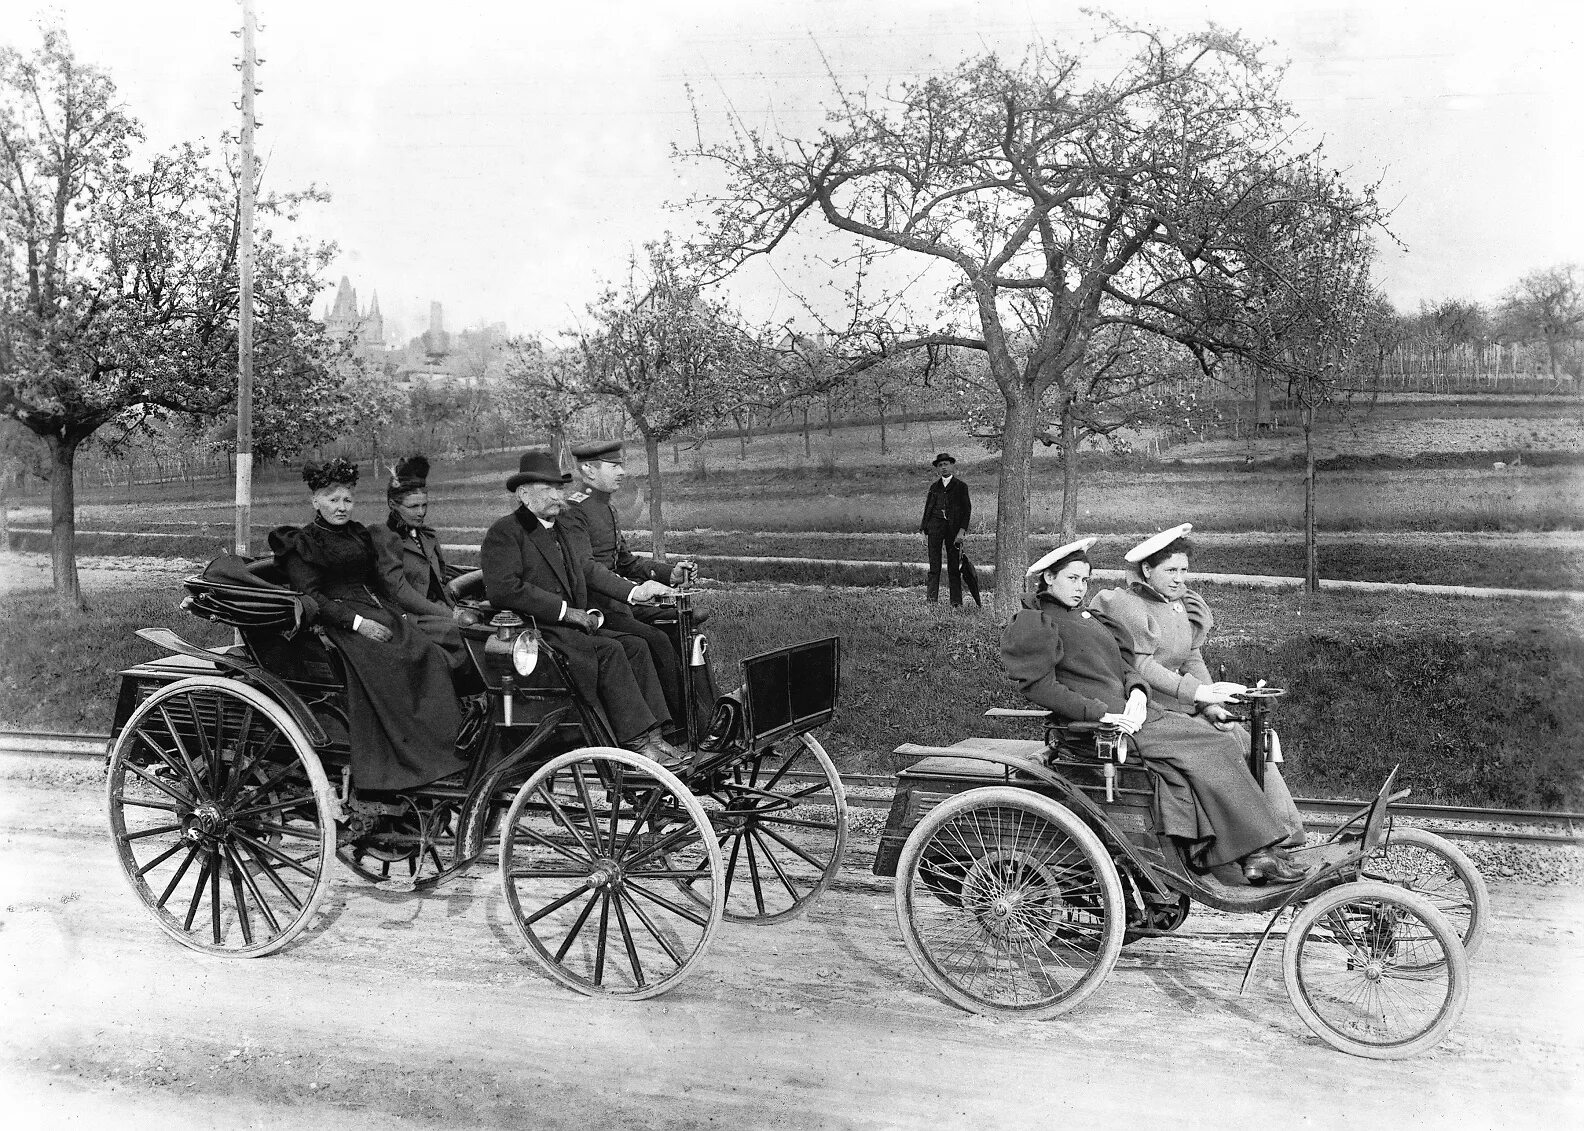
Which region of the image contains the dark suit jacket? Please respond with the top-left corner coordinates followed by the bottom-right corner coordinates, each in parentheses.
top-left (481, 506), bottom-right (635, 623)
top-left (559, 489), bottom-right (672, 585)
top-left (369, 519), bottom-right (455, 619)
top-left (920, 476), bottom-right (971, 535)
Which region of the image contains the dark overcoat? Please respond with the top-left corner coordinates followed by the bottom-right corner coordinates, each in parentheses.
top-left (480, 506), bottom-right (671, 742)
top-left (1000, 591), bottom-right (1287, 867)
top-left (919, 475), bottom-right (971, 536)
top-left (273, 517), bottom-right (462, 792)
top-left (369, 515), bottom-right (465, 663)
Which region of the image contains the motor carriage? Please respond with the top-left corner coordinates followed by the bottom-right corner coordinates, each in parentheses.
top-left (106, 551), bottom-right (846, 999)
top-left (873, 688), bottom-right (1488, 1059)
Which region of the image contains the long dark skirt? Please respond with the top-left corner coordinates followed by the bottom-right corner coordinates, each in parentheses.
top-left (323, 606), bottom-right (464, 792)
top-left (1131, 710), bottom-right (1289, 867)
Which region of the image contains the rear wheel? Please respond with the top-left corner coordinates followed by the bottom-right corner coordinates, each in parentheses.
top-left (498, 747), bottom-right (724, 998)
top-left (107, 676), bottom-right (335, 957)
top-left (895, 787), bottom-right (1125, 1019)
top-left (1360, 827), bottom-right (1488, 960)
top-left (1284, 880), bottom-right (1468, 1059)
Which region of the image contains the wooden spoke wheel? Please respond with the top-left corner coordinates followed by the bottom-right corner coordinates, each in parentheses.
top-left (498, 747), bottom-right (724, 998)
top-left (107, 676), bottom-right (336, 957)
top-left (1284, 881), bottom-right (1469, 1060)
top-left (1360, 827), bottom-right (1489, 961)
top-left (682, 734), bottom-right (849, 924)
top-left (895, 787), bottom-right (1125, 1019)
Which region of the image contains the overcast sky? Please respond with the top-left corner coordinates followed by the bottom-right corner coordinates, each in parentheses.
top-left (4, 1), bottom-right (1580, 343)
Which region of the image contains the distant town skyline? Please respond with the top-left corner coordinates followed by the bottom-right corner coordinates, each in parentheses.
top-left (4, 1), bottom-right (1581, 337)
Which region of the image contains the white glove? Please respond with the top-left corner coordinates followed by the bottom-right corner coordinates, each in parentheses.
top-left (629, 580), bottom-right (676, 605)
top-left (1099, 712), bottom-right (1142, 737)
top-left (1192, 681), bottom-right (1248, 706)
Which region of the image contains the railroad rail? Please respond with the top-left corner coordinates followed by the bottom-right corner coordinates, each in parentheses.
top-left (5, 730), bottom-right (1579, 847)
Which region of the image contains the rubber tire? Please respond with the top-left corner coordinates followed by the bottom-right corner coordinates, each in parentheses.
top-left (895, 786), bottom-right (1125, 1020)
top-left (1283, 880), bottom-right (1469, 1060)
top-left (1362, 826), bottom-right (1489, 960)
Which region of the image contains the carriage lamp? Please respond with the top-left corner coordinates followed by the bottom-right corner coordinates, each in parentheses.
top-left (511, 630), bottom-right (539, 677)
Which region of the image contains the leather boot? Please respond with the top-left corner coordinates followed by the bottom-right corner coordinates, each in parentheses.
top-left (1242, 848), bottom-right (1309, 885)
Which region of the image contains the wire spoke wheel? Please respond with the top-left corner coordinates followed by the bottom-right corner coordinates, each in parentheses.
top-left (498, 747), bottom-right (724, 998)
top-left (682, 733), bottom-right (848, 923)
top-left (1284, 881), bottom-right (1469, 1059)
top-left (1360, 827), bottom-right (1489, 961)
top-left (107, 676), bottom-right (335, 957)
top-left (895, 787), bottom-right (1124, 1020)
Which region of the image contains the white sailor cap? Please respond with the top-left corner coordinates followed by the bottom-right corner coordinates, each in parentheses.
top-left (1026, 537), bottom-right (1097, 577)
top-left (1124, 523), bottom-right (1193, 564)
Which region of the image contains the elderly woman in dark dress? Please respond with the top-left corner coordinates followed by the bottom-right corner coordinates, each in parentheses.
top-left (271, 458), bottom-right (462, 793)
top-left (1001, 538), bottom-right (1306, 884)
top-left (1090, 524), bottom-right (1305, 847)
top-left (367, 455), bottom-right (477, 669)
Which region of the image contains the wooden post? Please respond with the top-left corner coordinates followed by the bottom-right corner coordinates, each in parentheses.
top-left (234, 0), bottom-right (258, 556)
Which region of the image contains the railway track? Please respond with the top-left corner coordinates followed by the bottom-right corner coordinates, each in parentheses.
top-left (6, 730), bottom-right (1579, 847)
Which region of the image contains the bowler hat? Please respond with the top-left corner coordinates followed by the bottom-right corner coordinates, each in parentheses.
top-left (932, 452), bottom-right (957, 467)
top-left (571, 439), bottom-right (624, 463)
top-left (506, 450), bottom-right (572, 491)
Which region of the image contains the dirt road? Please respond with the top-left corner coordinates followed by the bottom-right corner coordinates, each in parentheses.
top-left (2, 776), bottom-right (1581, 1129)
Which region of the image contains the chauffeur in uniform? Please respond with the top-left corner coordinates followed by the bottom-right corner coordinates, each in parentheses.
top-left (558, 439), bottom-right (688, 725)
top-left (920, 452), bottom-right (971, 606)
top-left (481, 450), bottom-right (685, 765)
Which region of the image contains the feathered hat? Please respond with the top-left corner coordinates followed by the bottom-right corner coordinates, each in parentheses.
top-left (302, 458), bottom-right (359, 492)
top-left (387, 454), bottom-right (430, 502)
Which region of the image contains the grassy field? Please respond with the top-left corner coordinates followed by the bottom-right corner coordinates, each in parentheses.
top-left (3, 574), bottom-right (1580, 810)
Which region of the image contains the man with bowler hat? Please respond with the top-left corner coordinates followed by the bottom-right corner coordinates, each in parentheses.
top-left (920, 452), bottom-right (971, 606)
top-left (558, 438), bottom-right (689, 727)
top-left (481, 450), bottom-right (686, 765)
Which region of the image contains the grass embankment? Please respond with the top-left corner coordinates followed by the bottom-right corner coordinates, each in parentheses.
top-left (4, 581), bottom-right (1580, 810)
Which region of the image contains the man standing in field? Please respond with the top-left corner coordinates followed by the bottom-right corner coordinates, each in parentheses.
top-left (920, 452), bottom-right (971, 606)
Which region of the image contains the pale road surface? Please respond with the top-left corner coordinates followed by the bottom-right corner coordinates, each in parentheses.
top-left (1, 778), bottom-right (1581, 1130)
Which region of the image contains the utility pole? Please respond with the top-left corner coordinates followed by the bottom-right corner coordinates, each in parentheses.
top-left (235, 0), bottom-right (259, 555)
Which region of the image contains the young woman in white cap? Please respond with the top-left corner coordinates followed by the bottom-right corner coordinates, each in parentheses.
top-left (1002, 536), bottom-right (1306, 884)
top-left (1091, 524), bottom-right (1306, 848)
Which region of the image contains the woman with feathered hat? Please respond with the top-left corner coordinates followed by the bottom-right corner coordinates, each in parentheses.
top-left (271, 458), bottom-right (463, 792)
top-left (368, 455), bottom-right (478, 667)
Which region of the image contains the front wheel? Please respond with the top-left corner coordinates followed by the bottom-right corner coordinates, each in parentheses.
top-left (1360, 827), bottom-right (1488, 960)
top-left (895, 787), bottom-right (1125, 1020)
top-left (1284, 880), bottom-right (1469, 1059)
top-left (687, 733), bottom-right (849, 923)
top-left (498, 747), bottom-right (725, 998)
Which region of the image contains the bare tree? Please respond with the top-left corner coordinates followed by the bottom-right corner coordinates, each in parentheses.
top-left (1502, 264), bottom-right (1583, 388)
top-left (499, 335), bottom-right (590, 461)
top-left (684, 22), bottom-right (1385, 611)
top-left (575, 240), bottom-right (759, 560)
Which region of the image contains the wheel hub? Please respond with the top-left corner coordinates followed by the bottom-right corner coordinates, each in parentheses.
top-left (184, 802), bottom-right (229, 842)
